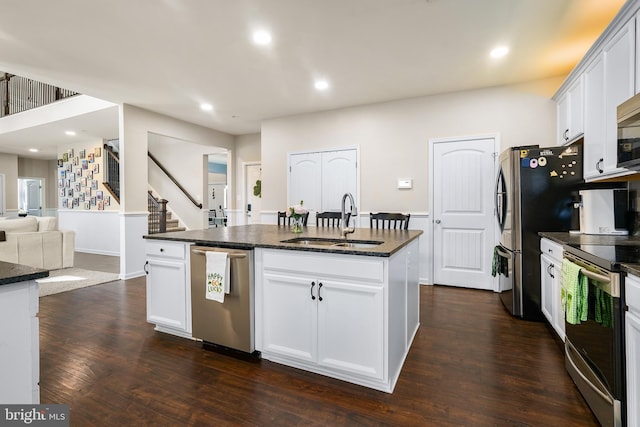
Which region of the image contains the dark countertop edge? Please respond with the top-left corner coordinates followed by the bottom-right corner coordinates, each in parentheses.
top-left (144, 231), bottom-right (422, 257)
top-left (539, 231), bottom-right (640, 277)
top-left (623, 264), bottom-right (640, 277)
top-left (0, 262), bottom-right (48, 286)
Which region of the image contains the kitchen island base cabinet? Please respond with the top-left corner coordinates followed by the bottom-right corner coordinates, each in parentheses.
top-left (145, 241), bottom-right (193, 339)
top-left (0, 280), bottom-right (39, 404)
top-left (255, 240), bottom-right (419, 393)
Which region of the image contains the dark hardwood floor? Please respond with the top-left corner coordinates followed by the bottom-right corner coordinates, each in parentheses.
top-left (39, 279), bottom-right (598, 426)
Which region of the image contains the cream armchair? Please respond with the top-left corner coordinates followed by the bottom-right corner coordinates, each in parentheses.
top-left (0, 216), bottom-right (75, 270)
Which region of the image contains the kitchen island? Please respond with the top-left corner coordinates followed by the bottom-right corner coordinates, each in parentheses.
top-left (0, 261), bottom-right (48, 404)
top-left (144, 224), bottom-right (422, 392)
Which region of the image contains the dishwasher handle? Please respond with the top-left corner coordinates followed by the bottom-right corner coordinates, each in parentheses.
top-left (192, 249), bottom-right (246, 259)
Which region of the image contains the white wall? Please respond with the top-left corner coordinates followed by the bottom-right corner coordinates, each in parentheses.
top-left (231, 133), bottom-right (261, 225)
top-left (148, 132), bottom-right (232, 230)
top-left (58, 210), bottom-right (120, 255)
top-left (0, 153), bottom-right (18, 212)
top-left (261, 77), bottom-right (562, 214)
top-left (261, 77), bottom-right (562, 284)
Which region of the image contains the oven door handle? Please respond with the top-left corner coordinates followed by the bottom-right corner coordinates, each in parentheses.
top-left (565, 341), bottom-right (614, 405)
top-left (579, 268), bottom-right (610, 285)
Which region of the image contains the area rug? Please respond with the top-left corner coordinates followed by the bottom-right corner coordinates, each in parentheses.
top-left (37, 268), bottom-right (120, 297)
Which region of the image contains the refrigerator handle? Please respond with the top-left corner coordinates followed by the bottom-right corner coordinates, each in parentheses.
top-left (495, 168), bottom-right (506, 231)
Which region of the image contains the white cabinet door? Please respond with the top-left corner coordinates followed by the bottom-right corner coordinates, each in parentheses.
top-left (321, 150), bottom-right (358, 213)
top-left (568, 76), bottom-right (584, 141)
top-left (540, 254), bottom-right (554, 324)
top-left (262, 272), bottom-right (316, 363)
top-left (551, 261), bottom-right (565, 341)
top-left (557, 77), bottom-right (584, 146)
top-left (602, 20), bottom-right (635, 174)
top-left (288, 153), bottom-right (322, 212)
top-left (584, 53), bottom-right (606, 179)
top-left (146, 258), bottom-right (187, 331)
top-left (316, 279), bottom-right (384, 380)
top-left (627, 310), bottom-right (640, 427)
top-left (557, 94), bottom-right (569, 146)
top-left (0, 281), bottom-right (39, 404)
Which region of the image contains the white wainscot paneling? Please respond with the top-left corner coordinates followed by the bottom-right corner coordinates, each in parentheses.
top-left (58, 210), bottom-right (120, 256)
top-left (355, 212), bottom-right (431, 286)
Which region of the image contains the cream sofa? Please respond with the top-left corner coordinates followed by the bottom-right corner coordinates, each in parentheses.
top-left (0, 216), bottom-right (74, 269)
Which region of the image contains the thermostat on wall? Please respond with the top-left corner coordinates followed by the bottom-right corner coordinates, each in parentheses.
top-left (397, 179), bottom-right (412, 189)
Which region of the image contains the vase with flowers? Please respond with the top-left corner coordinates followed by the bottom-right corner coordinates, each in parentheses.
top-left (287, 200), bottom-right (308, 233)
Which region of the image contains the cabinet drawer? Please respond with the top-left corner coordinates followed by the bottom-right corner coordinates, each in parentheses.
top-left (627, 274), bottom-right (640, 312)
top-left (540, 238), bottom-right (563, 261)
top-left (262, 249), bottom-right (384, 283)
top-left (146, 241), bottom-right (186, 259)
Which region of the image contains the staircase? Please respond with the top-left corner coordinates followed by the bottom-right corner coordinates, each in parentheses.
top-left (148, 191), bottom-right (186, 234)
top-left (149, 209), bottom-right (185, 233)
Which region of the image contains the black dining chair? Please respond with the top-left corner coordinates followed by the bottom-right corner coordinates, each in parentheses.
top-left (316, 211), bottom-right (350, 227)
top-left (277, 211), bottom-right (309, 226)
top-left (369, 212), bottom-right (410, 230)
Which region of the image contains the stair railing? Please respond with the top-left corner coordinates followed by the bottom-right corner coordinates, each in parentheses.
top-left (102, 144), bottom-right (120, 204)
top-left (1, 72), bottom-right (78, 117)
top-left (148, 151), bottom-right (203, 209)
top-left (148, 192), bottom-right (168, 234)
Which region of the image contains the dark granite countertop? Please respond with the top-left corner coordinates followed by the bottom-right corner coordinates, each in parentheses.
top-left (539, 231), bottom-right (640, 276)
top-left (539, 232), bottom-right (640, 247)
top-left (144, 224), bottom-right (423, 257)
top-left (0, 260), bottom-right (48, 286)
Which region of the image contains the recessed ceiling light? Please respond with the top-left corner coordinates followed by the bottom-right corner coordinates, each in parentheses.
top-left (200, 103), bottom-right (213, 111)
top-left (490, 46), bottom-right (509, 59)
top-left (314, 80), bottom-right (329, 91)
top-left (65, 130), bottom-right (76, 136)
top-left (252, 30), bottom-right (272, 46)
top-left (29, 148), bottom-right (38, 153)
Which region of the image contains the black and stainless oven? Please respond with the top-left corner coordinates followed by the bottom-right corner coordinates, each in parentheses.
top-left (563, 244), bottom-right (632, 427)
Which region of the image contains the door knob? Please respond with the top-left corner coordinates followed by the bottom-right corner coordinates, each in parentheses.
top-left (435, 219), bottom-right (441, 224)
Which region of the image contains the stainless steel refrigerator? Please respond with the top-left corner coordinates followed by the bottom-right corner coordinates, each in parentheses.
top-left (495, 145), bottom-right (583, 320)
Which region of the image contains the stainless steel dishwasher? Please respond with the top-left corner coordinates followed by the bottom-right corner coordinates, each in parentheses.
top-left (190, 246), bottom-right (259, 359)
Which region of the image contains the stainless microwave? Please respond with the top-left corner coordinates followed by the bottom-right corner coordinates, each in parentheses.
top-left (618, 92), bottom-right (640, 169)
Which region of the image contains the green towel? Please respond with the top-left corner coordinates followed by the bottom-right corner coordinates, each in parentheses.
top-left (491, 247), bottom-right (508, 278)
top-left (594, 286), bottom-right (614, 328)
top-left (561, 258), bottom-right (588, 325)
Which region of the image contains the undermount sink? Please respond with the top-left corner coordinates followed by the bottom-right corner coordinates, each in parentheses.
top-left (281, 237), bottom-right (383, 249)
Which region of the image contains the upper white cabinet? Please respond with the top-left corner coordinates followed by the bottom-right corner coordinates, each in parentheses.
top-left (584, 20), bottom-right (635, 180)
top-left (584, 53), bottom-right (606, 178)
top-left (555, 5), bottom-right (639, 181)
top-left (602, 20), bottom-right (635, 175)
top-left (557, 76), bottom-right (584, 145)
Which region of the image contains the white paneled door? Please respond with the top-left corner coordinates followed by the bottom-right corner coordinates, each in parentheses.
top-left (288, 149), bottom-right (358, 217)
top-left (289, 153), bottom-right (322, 212)
top-left (321, 150), bottom-right (358, 212)
top-left (432, 137), bottom-right (496, 290)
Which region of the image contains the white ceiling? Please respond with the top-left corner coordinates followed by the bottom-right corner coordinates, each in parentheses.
top-left (0, 0), bottom-right (626, 160)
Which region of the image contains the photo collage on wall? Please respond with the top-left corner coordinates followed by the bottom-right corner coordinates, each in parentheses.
top-left (57, 146), bottom-right (111, 210)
